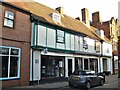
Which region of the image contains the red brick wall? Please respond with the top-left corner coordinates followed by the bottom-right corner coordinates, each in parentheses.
top-left (2, 5), bottom-right (31, 42)
top-left (92, 23), bottom-right (110, 39)
top-left (1, 4), bottom-right (31, 88)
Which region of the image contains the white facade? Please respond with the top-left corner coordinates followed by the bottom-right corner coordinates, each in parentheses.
top-left (30, 22), bottom-right (113, 81)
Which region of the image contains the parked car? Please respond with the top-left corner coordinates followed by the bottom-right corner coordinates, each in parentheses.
top-left (68, 70), bottom-right (105, 89)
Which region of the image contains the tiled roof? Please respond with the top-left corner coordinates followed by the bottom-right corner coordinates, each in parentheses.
top-left (4, 0), bottom-right (110, 41)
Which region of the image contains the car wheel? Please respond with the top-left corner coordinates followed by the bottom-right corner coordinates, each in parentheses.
top-left (100, 79), bottom-right (104, 86)
top-left (86, 81), bottom-right (91, 89)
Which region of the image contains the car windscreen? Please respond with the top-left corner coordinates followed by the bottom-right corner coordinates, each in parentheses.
top-left (73, 71), bottom-right (88, 75)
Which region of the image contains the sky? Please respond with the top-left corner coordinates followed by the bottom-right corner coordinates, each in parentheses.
top-left (34, 0), bottom-right (119, 22)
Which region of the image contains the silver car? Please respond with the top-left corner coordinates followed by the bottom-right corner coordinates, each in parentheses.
top-left (68, 70), bottom-right (105, 89)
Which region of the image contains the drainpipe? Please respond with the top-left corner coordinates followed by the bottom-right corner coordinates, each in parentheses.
top-left (31, 49), bottom-right (34, 85)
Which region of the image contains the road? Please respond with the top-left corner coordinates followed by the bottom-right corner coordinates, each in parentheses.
top-left (51, 80), bottom-right (119, 90)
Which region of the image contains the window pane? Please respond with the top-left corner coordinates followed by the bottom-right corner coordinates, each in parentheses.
top-left (57, 30), bottom-right (64, 43)
top-left (1, 56), bottom-right (9, 78)
top-left (5, 11), bottom-right (14, 20)
top-left (4, 18), bottom-right (13, 28)
top-left (10, 57), bottom-right (18, 77)
top-left (11, 49), bottom-right (19, 55)
top-left (0, 47), bottom-right (9, 55)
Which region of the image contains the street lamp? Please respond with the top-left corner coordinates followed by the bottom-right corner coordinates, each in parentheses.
top-left (118, 27), bottom-right (120, 78)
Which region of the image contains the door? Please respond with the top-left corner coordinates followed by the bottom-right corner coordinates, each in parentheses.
top-left (84, 58), bottom-right (89, 70)
top-left (68, 59), bottom-right (72, 76)
top-left (103, 58), bottom-right (107, 71)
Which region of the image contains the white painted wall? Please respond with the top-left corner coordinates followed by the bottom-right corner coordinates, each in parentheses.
top-left (57, 43), bottom-right (65, 49)
top-left (30, 50), bottom-right (41, 81)
top-left (65, 58), bottom-right (68, 77)
top-left (102, 42), bottom-right (112, 56)
top-left (107, 58), bottom-right (113, 74)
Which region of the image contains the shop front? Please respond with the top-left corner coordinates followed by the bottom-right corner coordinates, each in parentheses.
top-left (75, 57), bottom-right (98, 72)
top-left (30, 50), bottom-right (75, 83)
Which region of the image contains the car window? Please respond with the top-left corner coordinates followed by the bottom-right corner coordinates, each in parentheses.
top-left (73, 71), bottom-right (87, 75)
top-left (73, 71), bottom-right (79, 75)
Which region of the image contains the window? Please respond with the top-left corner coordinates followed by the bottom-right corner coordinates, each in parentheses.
top-left (83, 38), bottom-right (88, 50)
top-left (52, 13), bottom-right (61, 23)
top-left (95, 41), bottom-right (100, 53)
top-left (56, 29), bottom-right (65, 43)
top-left (4, 10), bottom-right (14, 28)
top-left (41, 55), bottom-right (65, 78)
top-left (0, 46), bottom-right (20, 80)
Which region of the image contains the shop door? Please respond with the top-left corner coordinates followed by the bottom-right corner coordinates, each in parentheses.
top-left (84, 58), bottom-right (89, 70)
top-left (68, 59), bottom-right (72, 76)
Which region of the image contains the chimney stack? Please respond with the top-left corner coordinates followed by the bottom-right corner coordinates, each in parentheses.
top-left (81, 8), bottom-right (90, 26)
top-left (92, 11), bottom-right (101, 23)
top-left (56, 7), bottom-right (64, 14)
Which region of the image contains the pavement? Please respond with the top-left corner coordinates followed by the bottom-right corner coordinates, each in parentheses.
top-left (3, 74), bottom-right (119, 89)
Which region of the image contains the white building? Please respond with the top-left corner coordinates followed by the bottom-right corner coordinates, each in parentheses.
top-left (29, 7), bottom-right (113, 82)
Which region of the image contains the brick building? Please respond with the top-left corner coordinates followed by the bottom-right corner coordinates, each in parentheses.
top-left (0, 1), bottom-right (31, 88)
top-left (91, 12), bottom-right (119, 74)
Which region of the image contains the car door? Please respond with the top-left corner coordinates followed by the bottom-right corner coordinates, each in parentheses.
top-left (93, 74), bottom-right (100, 85)
top-left (89, 73), bottom-right (100, 86)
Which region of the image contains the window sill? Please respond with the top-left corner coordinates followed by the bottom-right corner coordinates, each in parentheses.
top-left (3, 25), bottom-right (14, 29)
top-left (0, 77), bottom-right (20, 81)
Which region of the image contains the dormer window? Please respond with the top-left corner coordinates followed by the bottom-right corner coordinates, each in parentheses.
top-left (52, 13), bottom-right (61, 23)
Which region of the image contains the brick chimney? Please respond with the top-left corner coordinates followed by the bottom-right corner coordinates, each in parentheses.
top-left (81, 8), bottom-right (90, 26)
top-left (56, 7), bottom-right (64, 14)
top-left (92, 11), bottom-right (101, 23)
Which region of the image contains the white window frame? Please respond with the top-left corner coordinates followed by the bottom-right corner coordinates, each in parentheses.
top-left (0, 46), bottom-right (21, 80)
top-left (56, 29), bottom-right (65, 43)
top-left (4, 10), bottom-right (15, 28)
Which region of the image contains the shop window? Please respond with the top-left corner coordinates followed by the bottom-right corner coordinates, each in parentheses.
top-left (4, 10), bottom-right (14, 28)
top-left (0, 46), bottom-right (20, 80)
top-left (41, 56), bottom-right (65, 78)
top-left (56, 29), bottom-right (65, 43)
top-left (90, 59), bottom-right (98, 72)
top-left (75, 58), bottom-right (83, 71)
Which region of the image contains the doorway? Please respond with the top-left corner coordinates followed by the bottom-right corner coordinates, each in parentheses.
top-left (84, 58), bottom-right (89, 70)
top-left (68, 59), bottom-right (72, 76)
top-left (103, 58), bottom-right (107, 71)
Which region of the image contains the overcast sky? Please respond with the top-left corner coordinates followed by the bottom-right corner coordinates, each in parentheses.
top-left (34, 0), bottom-right (119, 22)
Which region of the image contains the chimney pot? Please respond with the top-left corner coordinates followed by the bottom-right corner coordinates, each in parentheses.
top-left (56, 7), bottom-right (64, 14)
top-left (75, 17), bottom-right (80, 21)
